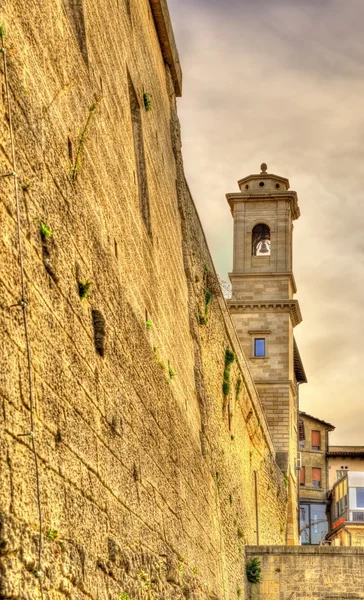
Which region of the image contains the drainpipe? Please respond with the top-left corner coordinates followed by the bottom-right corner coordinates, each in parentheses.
top-left (297, 382), bottom-right (302, 540)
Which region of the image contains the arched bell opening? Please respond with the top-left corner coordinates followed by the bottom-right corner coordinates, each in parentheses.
top-left (252, 224), bottom-right (271, 256)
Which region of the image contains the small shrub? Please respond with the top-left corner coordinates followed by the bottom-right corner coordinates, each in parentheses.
top-left (146, 319), bottom-right (153, 329)
top-left (235, 378), bottom-right (242, 401)
top-left (198, 312), bottom-right (207, 325)
top-left (168, 362), bottom-right (176, 380)
top-left (222, 381), bottom-right (230, 396)
top-left (46, 529), bottom-right (60, 541)
top-left (205, 290), bottom-right (212, 311)
top-left (78, 280), bottom-right (92, 300)
top-left (237, 527), bottom-right (244, 539)
top-left (222, 348), bottom-right (235, 397)
top-left (246, 557), bottom-right (261, 583)
top-left (230, 435), bottom-right (235, 441)
top-left (237, 587), bottom-right (242, 598)
top-left (118, 594), bottom-right (130, 600)
top-left (0, 24), bottom-right (6, 41)
top-left (40, 221), bottom-right (53, 239)
top-left (143, 92), bottom-right (152, 111)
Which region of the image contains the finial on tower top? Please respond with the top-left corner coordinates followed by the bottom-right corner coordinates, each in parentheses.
top-left (260, 163), bottom-right (267, 173)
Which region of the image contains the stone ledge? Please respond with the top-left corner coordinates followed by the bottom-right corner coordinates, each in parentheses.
top-left (246, 545), bottom-right (364, 555)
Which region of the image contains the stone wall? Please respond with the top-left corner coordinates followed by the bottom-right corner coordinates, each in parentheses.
top-left (0, 1), bottom-right (289, 599)
top-left (246, 545), bottom-right (364, 599)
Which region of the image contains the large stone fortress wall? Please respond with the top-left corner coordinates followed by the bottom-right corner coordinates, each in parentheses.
top-left (1, 1), bottom-right (288, 598)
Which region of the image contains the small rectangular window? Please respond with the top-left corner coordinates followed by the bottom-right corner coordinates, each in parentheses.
top-left (312, 467), bottom-right (321, 488)
top-left (299, 466), bottom-right (305, 486)
top-left (357, 488), bottom-right (364, 508)
top-left (311, 430), bottom-right (321, 450)
top-left (254, 338), bottom-right (265, 357)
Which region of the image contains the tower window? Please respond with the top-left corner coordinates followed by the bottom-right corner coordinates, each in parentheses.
top-left (259, 181), bottom-right (265, 187)
top-left (254, 338), bottom-right (265, 357)
top-left (252, 224), bottom-right (271, 256)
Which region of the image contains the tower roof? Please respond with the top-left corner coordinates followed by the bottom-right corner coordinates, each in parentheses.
top-left (237, 163), bottom-right (290, 191)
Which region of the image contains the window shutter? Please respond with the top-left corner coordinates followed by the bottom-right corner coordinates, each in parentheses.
top-left (312, 431), bottom-right (321, 448)
top-left (299, 466), bottom-right (305, 485)
top-left (312, 468), bottom-right (321, 482)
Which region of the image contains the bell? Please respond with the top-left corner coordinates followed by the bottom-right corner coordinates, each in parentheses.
top-left (259, 240), bottom-right (269, 254)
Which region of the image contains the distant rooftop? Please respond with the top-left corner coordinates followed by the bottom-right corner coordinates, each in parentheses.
top-left (328, 446), bottom-right (364, 457)
top-left (299, 411), bottom-right (335, 431)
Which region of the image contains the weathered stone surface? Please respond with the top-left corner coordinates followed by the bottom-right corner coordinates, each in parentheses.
top-left (0, 1), bottom-right (288, 598)
top-left (247, 545), bottom-right (364, 599)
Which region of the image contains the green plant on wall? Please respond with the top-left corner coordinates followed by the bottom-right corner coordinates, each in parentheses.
top-left (78, 280), bottom-right (92, 300)
top-left (143, 92), bottom-right (152, 111)
top-left (237, 587), bottom-right (242, 598)
top-left (246, 557), bottom-right (261, 583)
top-left (168, 362), bottom-right (176, 380)
top-left (46, 529), bottom-right (60, 541)
top-left (146, 319), bottom-right (153, 329)
top-left (235, 378), bottom-right (242, 402)
top-left (0, 24), bottom-right (6, 41)
top-left (222, 348), bottom-right (235, 397)
top-left (198, 285), bottom-right (213, 326)
top-left (40, 221), bottom-right (53, 239)
top-left (70, 97), bottom-right (102, 184)
top-left (118, 594), bottom-right (130, 600)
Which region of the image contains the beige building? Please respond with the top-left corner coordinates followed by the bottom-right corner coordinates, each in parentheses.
top-left (298, 412), bottom-right (335, 544)
top-left (328, 472), bottom-right (364, 546)
top-left (328, 446), bottom-right (364, 488)
top-left (227, 164), bottom-right (307, 544)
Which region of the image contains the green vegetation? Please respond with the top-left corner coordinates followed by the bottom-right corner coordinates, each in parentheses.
top-left (0, 24), bottom-right (6, 41)
top-left (230, 435), bottom-right (235, 441)
top-left (70, 98), bottom-right (102, 184)
top-left (143, 92), bottom-right (152, 111)
top-left (78, 280), bottom-right (92, 300)
top-left (168, 362), bottom-right (176, 380)
top-left (237, 587), bottom-right (242, 598)
top-left (146, 319), bottom-right (153, 329)
top-left (46, 529), bottom-right (60, 541)
top-left (40, 221), bottom-right (53, 239)
top-left (118, 594), bottom-right (130, 600)
top-left (235, 378), bottom-right (242, 401)
top-left (246, 557), bottom-right (261, 583)
top-left (222, 348), bottom-right (235, 397)
top-left (237, 527), bottom-right (244, 540)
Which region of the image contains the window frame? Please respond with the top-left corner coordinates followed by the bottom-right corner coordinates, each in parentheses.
top-left (311, 430), bottom-right (321, 451)
top-left (312, 467), bottom-right (322, 489)
top-left (254, 338), bottom-right (266, 357)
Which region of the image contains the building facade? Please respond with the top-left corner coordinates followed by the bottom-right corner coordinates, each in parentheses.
top-left (226, 164), bottom-right (307, 544)
top-left (328, 472), bottom-right (364, 546)
top-left (327, 446), bottom-right (364, 488)
top-left (298, 412), bottom-right (335, 544)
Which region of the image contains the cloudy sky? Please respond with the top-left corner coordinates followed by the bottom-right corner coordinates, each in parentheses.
top-left (168, 0), bottom-right (364, 444)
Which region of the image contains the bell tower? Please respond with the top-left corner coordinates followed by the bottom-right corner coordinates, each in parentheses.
top-left (226, 163), bottom-right (307, 544)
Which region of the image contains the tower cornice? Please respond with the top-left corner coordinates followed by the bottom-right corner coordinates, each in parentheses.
top-left (226, 191), bottom-right (300, 220)
top-left (227, 299), bottom-right (302, 327)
